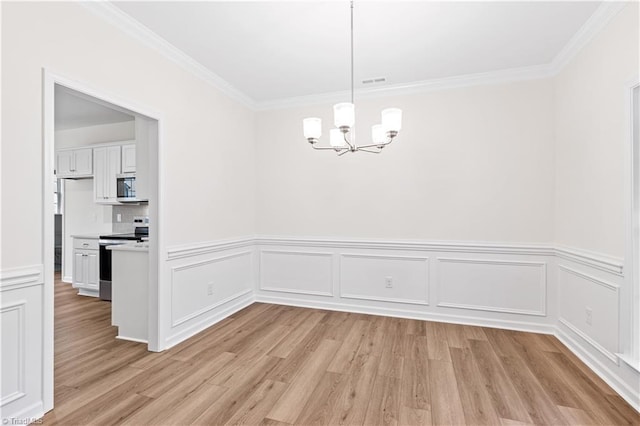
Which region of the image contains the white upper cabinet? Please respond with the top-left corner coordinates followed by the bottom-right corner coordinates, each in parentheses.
top-left (121, 143), bottom-right (136, 173)
top-left (94, 145), bottom-right (121, 203)
top-left (56, 148), bottom-right (93, 178)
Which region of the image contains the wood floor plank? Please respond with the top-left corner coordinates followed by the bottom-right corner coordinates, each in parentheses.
top-left (499, 354), bottom-right (567, 425)
top-left (399, 406), bottom-right (432, 426)
top-left (327, 319), bottom-right (370, 374)
top-left (450, 347), bottom-right (501, 425)
top-left (266, 339), bottom-right (341, 424)
top-left (363, 374), bottom-right (401, 426)
top-left (328, 354), bottom-right (380, 426)
top-left (468, 339), bottom-right (533, 424)
top-left (295, 372), bottom-right (348, 425)
top-left (428, 359), bottom-right (466, 426)
top-left (43, 273), bottom-right (639, 426)
top-left (224, 380), bottom-right (288, 426)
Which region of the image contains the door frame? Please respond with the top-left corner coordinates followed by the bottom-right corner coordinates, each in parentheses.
top-left (42, 68), bottom-right (165, 411)
top-left (623, 77), bottom-right (640, 367)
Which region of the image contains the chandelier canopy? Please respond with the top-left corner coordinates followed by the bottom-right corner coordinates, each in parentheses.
top-left (302, 1), bottom-right (402, 155)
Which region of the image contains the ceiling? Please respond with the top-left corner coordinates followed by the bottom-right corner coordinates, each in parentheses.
top-left (55, 85), bottom-right (135, 130)
top-left (111, 1), bottom-right (601, 104)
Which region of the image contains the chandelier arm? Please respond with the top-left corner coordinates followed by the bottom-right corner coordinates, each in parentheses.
top-left (343, 131), bottom-right (356, 151)
top-left (337, 149), bottom-right (351, 156)
top-left (354, 137), bottom-right (395, 150)
top-left (358, 147), bottom-right (383, 154)
top-left (311, 144), bottom-right (349, 151)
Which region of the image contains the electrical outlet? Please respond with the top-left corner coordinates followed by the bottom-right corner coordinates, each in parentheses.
top-left (207, 283), bottom-right (214, 296)
top-left (586, 307), bottom-right (593, 325)
top-left (385, 276), bottom-right (393, 288)
top-left (116, 213), bottom-right (122, 223)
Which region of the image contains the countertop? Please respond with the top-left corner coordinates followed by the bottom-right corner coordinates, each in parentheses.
top-left (107, 242), bottom-right (149, 252)
top-left (71, 234), bottom-right (103, 239)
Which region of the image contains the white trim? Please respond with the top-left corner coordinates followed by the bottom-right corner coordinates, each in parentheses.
top-left (115, 335), bottom-right (148, 344)
top-left (255, 64), bottom-right (555, 110)
top-left (166, 237), bottom-right (255, 260)
top-left (259, 250), bottom-right (334, 297)
top-left (78, 2), bottom-right (625, 111)
top-left (170, 251), bottom-right (253, 327)
top-left (78, 1), bottom-right (256, 110)
top-left (258, 235), bottom-right (554, 256)
top-left (558, 264), bottom-right (619, 292)
top-left (623, 77), bottom-right (640, 367)
top-left (558, 318), bottom-right (619, 364)
top-left (338, 253), bottom-right (429, 306)
top-left (0, 301), bottom-right (27, 406)
top-left (42, 68), bottom-right (164, 413)
top-left (4, 401), bottom-right (45, 426)
top-left (548, 2), bottom-right (627, 74)
top-left (555, 245), bottom-right (624, 276)
top-left (164, 292), bottom-right (255, 349)
top-left (436, 258), bottom-right (547, 316)
top-left (61, 275), bottom-right (72, 284)
top-left (255, 293), bottom-right (556, 335)
top-left (556, 327), bottom-right (640, 412)
top-left (0, 265), bottom-right (44, 291)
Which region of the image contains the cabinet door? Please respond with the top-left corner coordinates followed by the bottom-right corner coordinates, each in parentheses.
top-left (73, 251), bottom-right (86, 288)
top-left (93, 147), bottom-right (107, 202)
top-left (86, 251), bottom-right (99, 289)
top-left (74, 148), bottom-right (93, 176)
top-left (94, 146), bottom-right (120, 202)
top-left (56, 151), bottom-right (74, 177)
top-left (106, 146), bottom-right (121, 199)
top-left (121, 144), bottom-right (136, 173)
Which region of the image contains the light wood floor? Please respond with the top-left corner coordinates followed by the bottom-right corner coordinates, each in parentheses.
top-left (43, 274), bottom-right (639, 425)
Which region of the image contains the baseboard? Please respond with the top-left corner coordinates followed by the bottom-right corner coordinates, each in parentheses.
top-left (255, 294), bottom-right (556, 335)
top-left (2, 401), bottom-right (44, 424)
top-left (164, 292), bottom-right (255, 349)
top-left (62, 275), bottom-right (72, 283)
top-left (555, 327), bottom-right (640, 412)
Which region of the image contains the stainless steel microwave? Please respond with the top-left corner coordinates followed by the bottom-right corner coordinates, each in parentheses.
top-left (116, 174), bottom-right (138, 202)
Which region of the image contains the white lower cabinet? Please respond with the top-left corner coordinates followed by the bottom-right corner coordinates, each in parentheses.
top-left (72, 238), bottom-right (99, 297)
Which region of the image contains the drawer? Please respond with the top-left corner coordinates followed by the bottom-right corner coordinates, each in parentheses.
top-left (73, 238), bottom-right (99, 250)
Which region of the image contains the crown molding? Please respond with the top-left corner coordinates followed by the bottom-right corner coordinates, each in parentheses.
top-left (79, 1), bottom-right (257, 110)
top-left (254, 63), bottom-right (556, 110)
top-left (81, 1), bottom-right (628, 112)
top-left (548, 1), bottom-right (628, 74)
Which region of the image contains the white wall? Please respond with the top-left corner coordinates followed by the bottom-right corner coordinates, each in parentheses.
top-left (55, 121), bottom-right (135, 149)
top-left (61, 180), bottom-right (112, 282)
top-left (1, 1), bottom-right (255, 419)
top-left (256, 79), bottom-right (556, 243)
top-left (552, 3), bottom-right (640, 409)
top-left (554, 3), bottom-right (639, 259)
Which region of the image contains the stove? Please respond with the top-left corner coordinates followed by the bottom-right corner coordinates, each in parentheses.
top-left (98, 226), bottom-right (149, 301)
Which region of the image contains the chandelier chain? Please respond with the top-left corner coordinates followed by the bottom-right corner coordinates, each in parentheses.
top-left (350, 0), bottom-right (354, 105)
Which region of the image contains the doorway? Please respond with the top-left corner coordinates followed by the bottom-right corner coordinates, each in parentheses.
top-left (42, 70), bottom-right (161, 412)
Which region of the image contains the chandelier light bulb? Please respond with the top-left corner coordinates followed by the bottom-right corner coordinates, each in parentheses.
top-left (372, 124), bottom-right (386, 145)
top-left (303, 117), bottom-right (322, 140)
top-left (330, 128), bottom-right (346, 147)
top-left (333, 102), bottom-right (355, 129)
top-left (381, 108), bottom-right (402, 133)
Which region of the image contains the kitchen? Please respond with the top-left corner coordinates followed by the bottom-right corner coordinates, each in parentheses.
top-left (55, 84), bottom-right (151, 343)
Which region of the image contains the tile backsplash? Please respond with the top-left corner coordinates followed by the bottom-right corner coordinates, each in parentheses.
top-left (112, 204), bottom-right (149, 233)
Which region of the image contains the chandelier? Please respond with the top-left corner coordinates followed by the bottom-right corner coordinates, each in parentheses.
top-left (302, 1), bottom-right (402, 155)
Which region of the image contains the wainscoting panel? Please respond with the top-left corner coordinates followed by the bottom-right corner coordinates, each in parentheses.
top-left (339, 254), bottom-right (429, 305)
top-left (260, 250), bottom-right (333, 296)
top-left (558, 264), bottom-right (620, 361)
top-left (436, 258), bottom-right (547, 316)
top-left (170, 250), bottom-right (254, 327)
top-left (1, 301), bottom-right (26, 406)
top-left (0, 265), bottom-right (44, 421)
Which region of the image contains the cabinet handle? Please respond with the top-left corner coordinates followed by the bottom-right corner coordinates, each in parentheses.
top-left (82, 243), bottom-right (89, 247)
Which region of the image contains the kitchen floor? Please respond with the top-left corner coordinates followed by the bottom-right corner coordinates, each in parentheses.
top-left (44, 273), bottom-right (638, 425)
